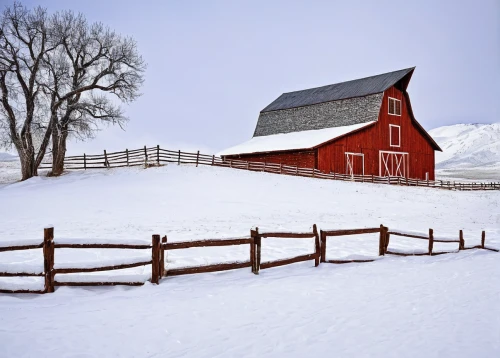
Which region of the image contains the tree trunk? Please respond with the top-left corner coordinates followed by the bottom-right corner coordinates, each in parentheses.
top-left (51, 144), bottom-right (66, 176)
top-left (11, 132), bottom-right (38, 181)
top-left (18, 148), bottom-right (37, 181)
top-left (49, 121), bottom-right (68, 176)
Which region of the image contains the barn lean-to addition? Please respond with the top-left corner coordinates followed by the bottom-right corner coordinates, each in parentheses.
top-left (219, 67), bottom-right (442, 180)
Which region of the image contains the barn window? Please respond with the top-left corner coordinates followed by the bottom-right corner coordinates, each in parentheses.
top-left (388, 97), bottom-right (401, 116)
top-left (390, 124), bottom-right (401, 147)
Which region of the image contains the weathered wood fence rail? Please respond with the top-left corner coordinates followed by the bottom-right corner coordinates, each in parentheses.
top-left (251, 225), bottom-right (321, 272)
top-left (320, 227), bottom-right (385, 264)
top-left (39, 146), bottom-right (500, 191)
top-left (1, 225), bottom-right (497, 294)
top-left (162, 237), bottom-right (254, 277)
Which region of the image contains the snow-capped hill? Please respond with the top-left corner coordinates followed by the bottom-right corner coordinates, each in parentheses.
top-left (429, 123), bottom-right (500, 170)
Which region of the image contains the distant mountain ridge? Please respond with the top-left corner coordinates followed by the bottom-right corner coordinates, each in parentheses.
top-left (429, 123), bottom-right (500, 170)
top-left (0, 152), bottom-right (18, 162)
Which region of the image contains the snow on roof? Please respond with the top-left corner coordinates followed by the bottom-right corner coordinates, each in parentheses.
top-left (218, 121), bottom-right (375, 156)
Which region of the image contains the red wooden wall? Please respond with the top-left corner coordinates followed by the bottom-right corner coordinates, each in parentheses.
top-left (317, 86), bottom-right (435, 180)
top-left (227, 150), bottom-right (316, 168)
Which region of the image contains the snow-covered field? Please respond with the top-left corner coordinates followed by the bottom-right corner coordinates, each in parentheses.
top-left (0, 163), bottom-right (499, 357)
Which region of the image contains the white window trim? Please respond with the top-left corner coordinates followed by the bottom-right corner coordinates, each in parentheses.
top-left (345, 152), bottom-right (364, 177)
top-left (389, 124), bottom-right (401, 148)
top-left (388, 97), bottom-right (402, 116)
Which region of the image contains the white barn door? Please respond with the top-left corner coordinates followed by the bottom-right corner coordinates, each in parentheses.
top-left (379, 151), bottom-right (409, 177)
top-left (345, 152), bottom-right (364, 178)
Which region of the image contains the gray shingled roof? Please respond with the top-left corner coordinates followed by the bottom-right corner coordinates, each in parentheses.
top-left (261, 67), bottom-right (415, 112)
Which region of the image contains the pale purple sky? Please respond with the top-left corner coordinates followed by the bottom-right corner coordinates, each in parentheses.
top-left (19, 0), bottom-right (500, 154)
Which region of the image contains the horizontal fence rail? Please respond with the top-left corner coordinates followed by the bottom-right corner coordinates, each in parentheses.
top-left (0, 225), bottom-right (498, 294)
top-left (320, 226), bottom-right (386, 264)
top-left (162, 236), bottom-right (254, 277)
top-left (38, 145), bottom-right (500, 191)
top-left (251, 225), bottom-right (321, 272)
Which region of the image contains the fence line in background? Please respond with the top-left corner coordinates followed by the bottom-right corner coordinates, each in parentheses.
top-left (0, 224), bottom-right (498, 294)
top-left (38, 145), bottom-right (500, 191)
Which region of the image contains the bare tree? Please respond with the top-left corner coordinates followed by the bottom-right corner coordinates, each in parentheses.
top-left (0, 3), bottom-right (55, 180)
top-left (0, 3), bottom-right (145, 180)
top-left (45, 11), bottom-right (145, 176)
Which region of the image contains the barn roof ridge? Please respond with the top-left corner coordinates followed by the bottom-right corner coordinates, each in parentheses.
top-left (261, 67), bottom-right (415, 113)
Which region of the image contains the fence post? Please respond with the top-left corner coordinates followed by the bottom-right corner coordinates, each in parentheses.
top-left (160, 236), bottom-right (167, 278)
top-left (250, 229), bottom-right (256, 273)
top-left (151, 235), bottom-right (160, 284)
top-left (157, 145), bottom-right (160, 166)
top-left (196, 150), bottom-right (200, 167)
top-left (428, 228), bottom-right (434, 255)
top-left (313, 224), bottom-right (320, 267)
top-left (144, 146), bottom-right (148, 166)
top-left (371, 174), bottom-right (374, 183)
top-left (104, 150), bottom-right (109, 168)
top-left (459, 230), bottom-right (464, 250)
top-left (211, 155), bottom-right (215, 166)
top-left (320, 230), bottom-right (326, 263)
top-left (178, 150), bottom-right (181, 165)
top-left (295, 166), bottom-right (298, 175)
top-left (250, 228), bottom-right (260, 274)
top-left (255, 231), bottom-right (261, 274)
top-left (378, 224), bottom-right (386, 256)
top-left (43, 227), bottom-right (54, 293)
top-left (481, 231), bottom-right (485, 249)
top-left (83, 153), bottom-right (86, 170)
top-left (384, 226), bottom-right (390, 252)
top-left (126, 149), bottom-right (129, 166)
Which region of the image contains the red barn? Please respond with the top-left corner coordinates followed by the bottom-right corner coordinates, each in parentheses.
top-left (219, 67), bottom-right (442, 180)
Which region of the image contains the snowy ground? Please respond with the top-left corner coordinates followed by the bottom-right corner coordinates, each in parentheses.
top-left (1, 251), bottom-right (499, 358)
top-left (0, 163), bottom-right (499, 357)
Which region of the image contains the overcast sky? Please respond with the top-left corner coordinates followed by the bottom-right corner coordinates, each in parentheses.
top-left (17, 0), bottom-right (500, 154)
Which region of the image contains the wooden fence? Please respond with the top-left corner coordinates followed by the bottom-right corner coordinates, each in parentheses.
top-left (1, 224), bottom-right (497, 294)
top-left (39, 146), bottom-right (500, 191)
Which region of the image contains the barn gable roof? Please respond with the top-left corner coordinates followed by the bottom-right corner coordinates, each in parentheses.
top-left (220, 67), bottom-right (441, 156)
top-left (261, 67), bottom-right (415, 113)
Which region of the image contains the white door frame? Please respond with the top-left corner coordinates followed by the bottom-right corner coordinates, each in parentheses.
top-left (345, 152), bottom-right (364, 178)
top-left (379, 151), bottom-right (409, 177)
